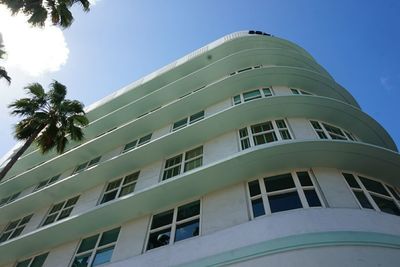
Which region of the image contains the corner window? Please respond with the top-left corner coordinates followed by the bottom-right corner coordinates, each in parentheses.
top-left (0, 214), bottom-right (33, 243)
top-left (71, 227), bottom-right (120, 267)
top-left (162, 146), bottom-right (203, 180)
top-left (0, 191), bottom-right (21, 207)
top-left (247, 171), bottom-right (323, 218)
top-left (290, 88), bottom-right (312, 95)
top-left (72, 156), bottom-right (102, 175)
top-left (172, 111), bottom-right (204, 131)
top-left (233, 88), bottom-right (273, 105)
top-left (310, 120), bottom-right (356, 141)
top-left (99, 172), bottom-right (139, 204)
top-left (122, 133), bottom-right (152, 153)
top-left (16, 252), bottom-right (49, 267)
top-left (239, 119), bottom-right (292, 150)
top-left (34, 174), bottom-right (60, 192)
top-left (41, 196), bottom-right (80, 226)
top-left (146, 200), bottom-right (200, 251)
top-left (343, 173), bottom-right (400, 216)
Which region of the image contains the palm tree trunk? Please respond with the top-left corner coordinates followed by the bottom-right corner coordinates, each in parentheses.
top-left (0, 127), bottom-right (44, 181)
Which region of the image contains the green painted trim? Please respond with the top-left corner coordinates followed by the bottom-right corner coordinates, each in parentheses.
top-left (176, 231), bottom-right (400, 267)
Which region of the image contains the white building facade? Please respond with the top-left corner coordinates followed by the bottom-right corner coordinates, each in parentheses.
top-left (0, 31), bottom-right (400, 267)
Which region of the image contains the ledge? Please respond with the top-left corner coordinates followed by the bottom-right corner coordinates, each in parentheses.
top-left (0, 141), bottom-right (400, 264)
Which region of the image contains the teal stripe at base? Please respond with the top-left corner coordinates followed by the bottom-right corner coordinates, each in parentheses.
top-left (176, 231), bottom-right (400, 267)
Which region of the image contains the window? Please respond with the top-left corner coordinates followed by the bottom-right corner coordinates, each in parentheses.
top-left (41, 196), bottom-right (80, 226)
top-left (34, 174), bottom-right (60, 192)
top-left (290, 88), bottom-right (312, 95)
top-left (310, 120), bottom-right (356, 141)
top-left (71, 227), bottom-right (120, 267)
top-left (15, 252), bottom-right (49, 267)
top-left (233, 88), bottom-right (273, 105)
top-left (162, 146), bottom-right (203, 180)
top-left (239, 119), bottom-right (292, 150)
top-left (122, 133), bottom-right (152, 153)
top-left (0, 191), bottom-right (21, 207)
top-left (0, 214), bottom-right (33, 243)
top-left (146, 200), bottom-right (200, 251)
top-left (72, 156), bottom-right (102, 175)
top-left (229, 65), bottom-right (263, 76)
top-left (99, 172), bottom-right (139, 204)
top-left (172, 111), bottom-right (205, 131)
top-left (247, 171), bottom-right (323, 218)
top-left (343, 173), bottom-right (400, 216)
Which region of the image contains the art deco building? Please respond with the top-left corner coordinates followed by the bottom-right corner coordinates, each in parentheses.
top-left (0, 31), bottom-right (400, 267)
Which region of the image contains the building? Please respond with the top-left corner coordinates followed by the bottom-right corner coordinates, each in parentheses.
top-left (0, 31), bottom-right (400, 267)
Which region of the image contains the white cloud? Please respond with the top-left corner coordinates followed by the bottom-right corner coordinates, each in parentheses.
top-left (0, 6), bottom-right (69, 76)
top-left (380, 76), bottom-right (392, 91)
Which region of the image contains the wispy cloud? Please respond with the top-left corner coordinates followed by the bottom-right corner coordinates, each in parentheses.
top-left (380, 76), bottom-right (392, 91)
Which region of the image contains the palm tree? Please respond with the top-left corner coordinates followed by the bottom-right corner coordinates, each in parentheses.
top-left (0, 34), bottom-right (10, 84)
top-left (0, 81), bottom-right (89, 180)
top-left (0, 0), bottom-right (91, 28)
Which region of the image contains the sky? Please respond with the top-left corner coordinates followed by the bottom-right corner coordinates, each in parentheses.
top-left (0, 0), bottom-right (399, 157)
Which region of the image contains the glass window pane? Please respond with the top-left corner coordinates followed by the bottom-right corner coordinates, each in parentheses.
top-left (92, 246), bottom-right (115, 267)
top-left (72, 253), bottom-right (91, 267)
top-left (239, 128), bottom-right (248, 138)
top-left (248, 180), bottom-right (261, 197)
top-left (184, 158), bottom-right (202, 172)
top-left (371, 196), bottom-right (400, 216)
top-left (233, 95), bottom-right (241, 105)
top-left (342, 173), bottom-right (360, 188)
top-left (354, 191), bottom-right (374, 209)
top-left (279, 130), bottom-right (291, 140)
top-left (311, 121), bottom-right (322, 130)
top-left (251, 198), bottom-right (265, 217)
top-left (165, 155), bottom-right (182, 168)
top-left (316, 131), bottom-right (328, 139)
top-left (189, 111), bottom-right (204, 123)
top-left (268, 191), bottom-right (302, 213)
top-left (297, 172), bottom-right (313, 187)
top-left (304, 190), bottom-right (322, 207)
top-left (240, 138), bottom-right (251, 150)
top-left (58, 207), bottom-right (73, 220)
top-left (173, 118), bottom-right (188, 130)
top-left (36, 180), bottom-right (49, 190)
top-left (359, 176), bottom-right (389, 196)
top-left (151, 210), bottom-right (174, 229)
top-left (106, 179), bottom-right (122, 191)
top-left (16, 259), bottom-right (31, 267)
top-left (291, 88), bottom-right (300, 94)
top-left (77, 234), bottom-right (99, 253)
top-left (275, 120), bottom-right (287, 129)
top-left (264, 173), bottom-right (295, 192)
top-left (99, 228), bottom-right (120, 246)
top-left (177, 201), bottom-right (200, 221)
top-left (0, 231), bottom-right (12, 242)
top-left (262, 88), bottom-right (272, 96)
top-left (174, 219), bottom-right (200, 242)
top-left (50, 202), bottom-right (64, 213)
top-left (10, 227), bottom-right (24, 238)
top-left (243, 90), bottom-right (261, 101)
top-left (123, 172), bottom-right (139, 184)
top-left (147, 228), bottom-right (171, 250)
top-left (119, 184), bottom-right (135, 197)
top-left (65, 196), bottom-right (79, 207)
top-left (49, 175), bottom-right (60, 184)
top-left (43, 214), bottom-right (57, 225)
top-left (101, 191), bottom-right (118, 204)
top-left (163, 166), bottom-right (181, 180)
top-left (20, 214), bottom-right (33, 224)
top-left (88, 157), bottom-right (101, 167)
top-left (123, 140), bottom-right (137, 152)
top-left (185, 147), bottom-right (203, 160)
top-left (7, 220), bottom-right (20, 231)
top-left (387, 186), bottom-right (400, 201)
top-left (30, 253), bottom-right (48, 267)
top-left (138, 134), bottom-right (152, 146)
top-left (301, 90), bottom-right (312, 95)
top-left (251, 122), bottom-right (273, 134)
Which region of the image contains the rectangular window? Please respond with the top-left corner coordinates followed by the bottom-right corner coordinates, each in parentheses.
top-left (0, 191), bottom-right (21, 207)
top-left (310, 120), bottom-right (356, 141)
top-left (233, 88), bottom-right (273, 105)
top-left (35, 174), bottom-right (60, 192)
top-left (162, 146), bottom-right (203, 180)
top-left (342, 173), bottom-right (400, 215)
top-left (16, 252), bottom-right (49, 267)
top-left (247, 171), bottom-right (322, 218)
top-left (146, 200), bottom-right (200, 251)
top-left (123, 133), bottom-right (153, 153)
top-left (239, 119), bottom-right (292, 150)
top-left (41, 196), bottom-right (80, 226)
top-left (71, 227), bottom-right (120, 267)
top-left (0, 214), bottom-right (33, 243)
top-left (291, 88), bottom-right (312, 95)
top-left (172, 111), bottom-right (204, 131)
top-left (73, 156), bottom-right (102, 175)
top-left (99, 172), bottom-right (139, 204)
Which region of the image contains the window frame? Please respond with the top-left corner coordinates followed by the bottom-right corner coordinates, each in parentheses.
top-left (0, 191), bottom-right (21, 207)
top-left (171, 111), bottom-right (205, 132)
top-left (0, 214), bottom-right (33, 243)
top-left (290, 88), bottom-right (312, 95)
top-left (310, 120), bottom-right (357, 141)
top-left (70, 227), bottom-right (121, 267)
top-left (145, 199), bottom-right (201, 252)
top-left (162, 146), bottom-right (203, 181)
top-left (72, 156), bottom-right (102, 175)
top-left (238, 119), bottom-right (293, 150)
top-left (34, 174), bottom-right (61, 192)
top-left (40, 196), bottom-right (80, 227)
top-left (233, 87), bottom-right (274, 105)
top-left (98, 171), bottom-right (140, 205)
top-left (122, 133), bottom-right (153, 153)
top-left (342, 171), bottom-right (400, 216)
top-left (246, 170), bottom-right (324, 219)
top-left (15, 252), bottom-right (49, 267)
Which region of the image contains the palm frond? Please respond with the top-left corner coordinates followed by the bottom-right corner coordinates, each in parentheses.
top-left (0, 0), bottom-right (24, 14)
top-left (49, 80), bottom-right (67, 105)
top-left (25, 83), bottom-right (46, 98)
top-left (0, 67), bottom-right (11, 84)
top-left (56, 2), bottom-right (74, 28)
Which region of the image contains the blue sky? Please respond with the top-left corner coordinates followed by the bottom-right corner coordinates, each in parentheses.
top-left (0, 0), bottom-right (399, 157)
